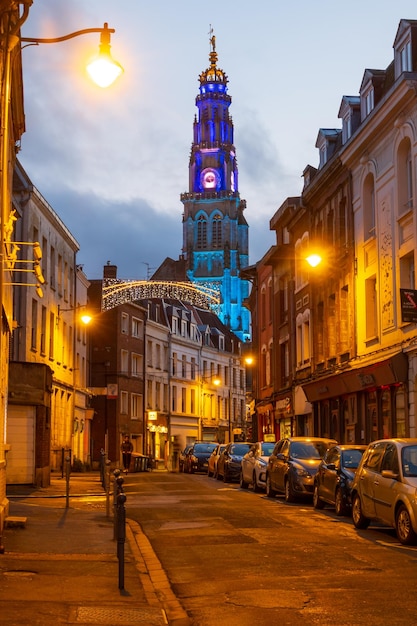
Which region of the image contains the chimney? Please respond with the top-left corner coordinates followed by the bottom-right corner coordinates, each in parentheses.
top-left (103, 262), bottom-right (117, 279)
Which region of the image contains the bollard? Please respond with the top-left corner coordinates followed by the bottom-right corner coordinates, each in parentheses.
top-left (105, 459), bottom-right (112, 518)
top-left (100, 448), bottom-right (106, 489)
top-left (116, 492), bottom-right (127, 590)
top-left (113, 470), bottom-right (123, 540)
top-left (65, 455), bottom-right (71, 508)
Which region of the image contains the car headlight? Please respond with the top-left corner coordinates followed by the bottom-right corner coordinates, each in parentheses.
top-left (293, 466), bottom-right (310, 478)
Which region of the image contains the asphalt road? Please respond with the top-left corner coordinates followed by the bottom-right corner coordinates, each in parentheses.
top-left (122, 470), bottom-right (417, 626)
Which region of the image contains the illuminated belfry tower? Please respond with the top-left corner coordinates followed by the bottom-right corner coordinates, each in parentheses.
top-left (180, 32), bottom-right (250, 341)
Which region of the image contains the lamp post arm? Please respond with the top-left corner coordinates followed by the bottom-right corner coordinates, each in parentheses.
top-left (21, 23), bottom-right (115, 45)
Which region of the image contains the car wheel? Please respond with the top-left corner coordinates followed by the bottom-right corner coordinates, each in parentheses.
top-left (266, 474), bottom-right (276, 498)
top-left (335, 487), bottom-right (348, 517)
top-left (313, 484), bottom-right (325, 509)
top-left (285, 478), bottom-right (296, 503)
top-left (240, 471), bottom-right (249, 489)
top-left (396, 504), bottom-right (417, 545)
top-left (223, 469), bottom-right (229, 483)
top-left (207, 468), bottom-right (213, 478)
top-left (352, 494), bottom-right (370, 529)
top-left (253, 472), bottom-right (261, 493)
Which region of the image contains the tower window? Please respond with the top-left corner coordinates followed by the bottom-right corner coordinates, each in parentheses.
top-left (212, 214), bottom-right (222, 247)
top-left (197, 216), bottom-right (207, 248)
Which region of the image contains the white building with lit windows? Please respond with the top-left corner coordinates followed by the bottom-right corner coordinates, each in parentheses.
top-left (8, 160), bottom-right (90, 484)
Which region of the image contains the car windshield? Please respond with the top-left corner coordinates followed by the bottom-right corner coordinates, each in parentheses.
top-left (194, 443), bottom-right (217, 453)
top-left (261, 442), bottom-right (275, 456)
top-left (230, 443), bottom-right (251, 456)
top-left (341, 449), bottom-right (364, 469)
top-left (402, 445), bottom-right (417, 477)
top-left (291, 441), bottom-right (328, 459)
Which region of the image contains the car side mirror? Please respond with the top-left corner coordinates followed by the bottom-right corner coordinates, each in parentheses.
top-left (381, 469), bottom-right (399, 481)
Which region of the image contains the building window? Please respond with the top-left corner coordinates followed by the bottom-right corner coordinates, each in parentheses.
top-left (261, 286), bottom-right (266, 329)
top-left (31, 298), bottom-right (38, 351)
top-left (131, 353), bottom-right (143, 377)
top-left (181, 354), bottom-right (187, 377)
top-left (365, 276), bottom-right (378, 339)
top-left (197, 215), bottom-right (207, 248)
top-left (120, 391), bottom-right (128, 414)
top-left (132, 317), bottom-right (143, 338)
top-left (296, 311), bottom-right (310, 366)
top-left (172, 352), bottom-right (177, 376)
top-left (121, 312), bottom-right (129, 334)
top-left (364, 87), bottom-right (374, 116)
top-left (190, 388), bottom-right (195, 414)
top-left (400, 253), bottom-right (415, 289)
top-left (191, 357), bottom-right (196, 380)
top-left (155, 382), bottom-right (161, 410)
top-left (147, 340), bottom-right (152, 366)
top-left (40, 305), bottom-right (47, 355)
top-left (181, 387), bottom-right (186, 413)
top-left (397, 137), bottom-right (413, 214)
top-left (363, 173), bottom-right (376, 240)
top-left (152, 344), bottom-right (159, 369)
top-left (121, 350), bottom-right (129, 374)
top-left (163, 384), bottom-right (169, 411)
top-left (212, 214), bottom-right (222, 248)
top-left (131, 393), bottom-right (142, 420)
top-left (400, 41), bottom-right (412, 72)
top-left (49, 311), bottom-right (55, 359)
top-left (172, 386), bottom-right (177, 412)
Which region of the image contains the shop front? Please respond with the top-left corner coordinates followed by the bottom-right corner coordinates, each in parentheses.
top-left (302, 352), bottom-right (408, 444)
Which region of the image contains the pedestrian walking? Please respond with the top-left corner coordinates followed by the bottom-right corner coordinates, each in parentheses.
top-left (121, 435), bottom-right (133, 473)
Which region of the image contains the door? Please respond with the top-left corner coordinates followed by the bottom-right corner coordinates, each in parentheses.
top-left (7, 405), bottom-right (35, 484)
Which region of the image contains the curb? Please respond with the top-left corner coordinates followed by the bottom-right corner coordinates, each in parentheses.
top-left (127, 519), bottom-right (192, 626)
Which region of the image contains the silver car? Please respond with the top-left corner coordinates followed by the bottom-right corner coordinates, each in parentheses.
top-left (240, 441), bottom-right (275, 491)
top-left (351, 438), bottom-right (417, 545)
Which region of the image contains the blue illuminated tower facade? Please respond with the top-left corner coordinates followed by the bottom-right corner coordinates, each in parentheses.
top-left (180, 35), bottom-right (250, 342)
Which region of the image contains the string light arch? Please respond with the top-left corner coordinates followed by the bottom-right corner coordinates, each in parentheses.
top-left (102, 279), bottom-right (221, 312)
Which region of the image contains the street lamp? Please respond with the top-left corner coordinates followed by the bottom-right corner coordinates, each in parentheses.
top-left (58, 305), bottom-right (93, 326)
top-left (21, 22), bottom-right (123, 88)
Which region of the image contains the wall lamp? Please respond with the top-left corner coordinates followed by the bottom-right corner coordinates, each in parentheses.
top-left (58, 305), bottom-right (92, 325)
top-left (21, 22), bottom-right (123, 88)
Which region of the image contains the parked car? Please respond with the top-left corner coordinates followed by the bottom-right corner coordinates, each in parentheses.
top-left (216, 442), bottom-right (252, 482)
top-left (351, 438), bottom-right (417, 545)
top-left (183, 442), bottom-right (217, 474)
top-left (313, 444), bottom-right (367, 515)
top-left (266, 437), bottom-right (337, 502)
top-left (179, 444), bottom-right (193, 472)
top-left (240, 441), bottom-right (275, 491)
top-left (207, 443), bottom-right (226, 477)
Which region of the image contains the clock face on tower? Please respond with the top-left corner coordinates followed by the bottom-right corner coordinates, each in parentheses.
top-left (201, 168), bottom-right (219, 190)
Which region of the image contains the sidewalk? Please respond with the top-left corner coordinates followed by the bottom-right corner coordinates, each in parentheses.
top-left (0, 471), bottom-right (190, 626)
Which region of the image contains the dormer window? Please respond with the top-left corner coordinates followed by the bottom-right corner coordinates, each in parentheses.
top-left (400, 41), bottom-right (412, 72)
top-left (338, 96), bottom-right (361, 144)
top-left (394, 20), bottom-right (415, 79)
top-left (364, 87), bottom-right (374, 116)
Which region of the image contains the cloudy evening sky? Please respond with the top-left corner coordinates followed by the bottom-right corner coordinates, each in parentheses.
top-left (18, 0), bottom-right (417, 280)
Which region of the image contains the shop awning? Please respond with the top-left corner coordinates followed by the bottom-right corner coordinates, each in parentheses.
top-left (302, 351), bottom-right (408, 403)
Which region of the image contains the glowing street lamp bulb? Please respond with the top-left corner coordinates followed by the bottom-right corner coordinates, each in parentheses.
top-left (306, 253), bottom-right (322, 268)
top-left (80, 313), bottom-right (92, 325)
top-left (86, 55), bottom-right (123, 88)
top-left (213, 378), bottom-right (221, 386)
